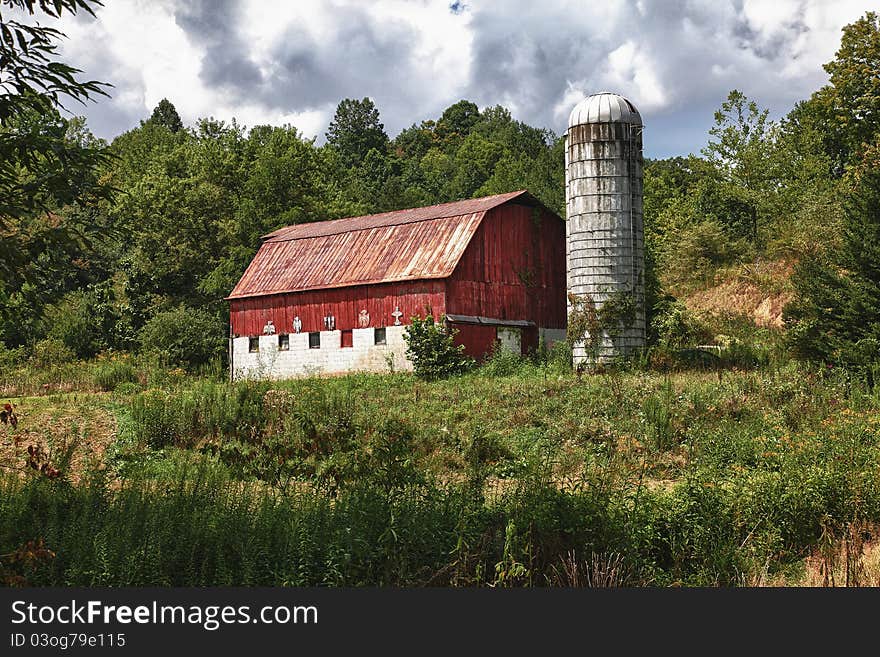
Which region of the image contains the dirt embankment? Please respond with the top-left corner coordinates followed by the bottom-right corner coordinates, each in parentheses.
top-left (680, 259), bottom-right (795, 329)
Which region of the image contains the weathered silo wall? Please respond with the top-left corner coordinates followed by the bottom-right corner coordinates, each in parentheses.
top-left (566, 92), bottom-right (645, 364)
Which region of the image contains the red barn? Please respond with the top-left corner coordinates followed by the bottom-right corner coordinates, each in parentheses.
top-left (226, 190), bottom-right (566, 379)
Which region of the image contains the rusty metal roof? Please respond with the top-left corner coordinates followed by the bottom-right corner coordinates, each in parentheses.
top-left (227, 190), bottom-right (535, 299)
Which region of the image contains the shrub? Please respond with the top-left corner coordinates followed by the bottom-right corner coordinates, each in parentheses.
top-left (784, 142), bottom-right (880, 381)
top-left (138, 306), bottom-right (225, 370)
top-left (403, 314), bottom-right (474, 380)
top-left (481, 342), bottom-right (530, 377)
top-left (30, 338), bottom-right (75, 368)
top-left (92, 358), bottom-right (138, 391)
top-left (0, 341), bottom-right (25, 372)
top-left (535, 339), bottom-right (572, 374)
top-left (129, 381), bottom-right (270, 450)
top-left (113, 381), bottom-right (142, 396)
top-left (46, 290), bottom-right (113, 359)
top-left (654, 302), bottom-right (712, 349)
top-left (662, 220), bottom-right (751, 289)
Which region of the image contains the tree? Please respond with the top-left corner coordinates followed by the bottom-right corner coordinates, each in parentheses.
top-left (449, 132), bottom-right (503, 198)
top-left (435, 100), bottom-right (480, 146)
top-left (393, 121), bottom-right (434, 160)
top-left (0, 0), bottom-right (113, 282)
top-left (784, 139), bottom-right (880, 379)
top-left (702, 90), bottom-right (775, 244)
top-left (797, 12), bottom-right (880, 174)
top-left (325, 97), bottom-right (389, 168)
top-left (149, 98), bottom-right (184, 133)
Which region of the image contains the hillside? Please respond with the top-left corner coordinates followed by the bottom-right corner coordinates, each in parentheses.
top-left (3, 360), bottom-right (880, 587)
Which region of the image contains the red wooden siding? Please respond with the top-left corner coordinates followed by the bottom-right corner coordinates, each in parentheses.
top-left (230, 279), bottom-right (445, 336)
top-left (445, 203), bottom-right (566, 328)
top-left (451, 323), bottom-right (497, 361)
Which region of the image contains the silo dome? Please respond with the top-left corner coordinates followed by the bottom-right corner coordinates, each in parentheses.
top-left (568, 92), bottom-right (642, 127)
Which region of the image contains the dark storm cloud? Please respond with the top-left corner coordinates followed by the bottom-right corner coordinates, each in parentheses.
top-left (460, 0), bottom-right (834, 155)
top-left (170, 0), bottom-right (427, 135)
top-left (172, 0), bottom-right (263, 93)
top-left (266, 10), bottom-right (418, 110)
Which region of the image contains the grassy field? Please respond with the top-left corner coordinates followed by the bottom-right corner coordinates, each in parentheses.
top-left (2, 353), bottom-right (880, 586)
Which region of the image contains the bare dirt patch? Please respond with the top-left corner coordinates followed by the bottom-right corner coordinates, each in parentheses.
top-left (681, 259), bottom-right (795, 328)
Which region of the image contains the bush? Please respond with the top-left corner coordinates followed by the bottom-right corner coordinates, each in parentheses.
top-left (129, 381), bottom-right (269, 450)
top-left (0, 341), bottom-right (25, 372)
top-left (46, 290), bottom-right (114, 359)
top-left (403, 315), bottom-right (474, 380)
top-left (662, 220), bottom-right (751, 289)
top-left (30, 338), bottom-right (75, 368)
top-left (92, 358), bottom-right (139, 391)
top-left (113, 381), bottom-right (142, 396)
top-left (653, 302), bottom-right (713, 349)
top-left (481, 342), bottom-right (530, 377)
top-left (535, 339), bottom-right (572, 374)
top-left (138, 306), bottom-right (225, 370)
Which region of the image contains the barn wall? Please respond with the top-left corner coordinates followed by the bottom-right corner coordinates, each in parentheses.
top-left (451, 323), bottom-right (498, 361)
top-left (232, 326), bottom-right (411, 380)
top-left (446, 203), bottom-right (566, 329)
top-left (230, 280), bottom-right (446, 337)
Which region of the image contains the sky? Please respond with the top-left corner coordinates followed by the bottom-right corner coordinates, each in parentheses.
top-left (38, 0), bottom-right (879, 158)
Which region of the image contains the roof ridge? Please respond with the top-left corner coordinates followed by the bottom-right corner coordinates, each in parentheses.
top-left (267, 209), bottom-right (483, 243)
top-left (263, 189), bottom-right (528, 242)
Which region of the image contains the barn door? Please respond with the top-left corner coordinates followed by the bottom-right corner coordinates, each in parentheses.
top-left (521, 327), bottom-right (539, 355)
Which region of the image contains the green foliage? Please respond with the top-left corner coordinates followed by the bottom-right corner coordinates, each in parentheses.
top-left (30, 338), bottom-right (75, 368)
top-left (567, 290), bottom-right (638, 361)
top-left (435, 100), bottom-right (481, 144)
top-left (654, 302), bottom-right (713, 349)
top-left (0, 341), bottom-right (24, 372)
top-left (803, 11), bottom-right (880, 173)
top-left (325, 97), bottom-right (389, 168)
top-left (137, 306), bottom-right (225, 369)
top-left (663, 220), bottom-right (752, 289)
top-left (91, 358), bottom-right (138, 392)
top-left (3, 6), bottom-right (878, 393)
top-left (149, 98), bottom-right (183, 133)
top-left (45, 288), bottom-right (116, 359)
top-left (785, 140), bottom-right (880, 378)
top-left (481, 343), bottom-right (530, 377)
top-left (7, 356), bottom-right (880, 586)
top-left (128, 381), bottom-right (268, 450)
top-left (403, 314), bottom-right (474, 380)
top-left (642, 378), bottom-right (677, 451)
top-left (0, 0), bottom-right (113, 283)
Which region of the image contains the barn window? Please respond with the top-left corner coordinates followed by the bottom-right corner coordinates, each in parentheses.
top-left (309, 332), bottom-right (321, 349)
top-left (374, 327), bottom-right (386, 345)
top-left (278, 334), bottom-right (289, 351)
top-left (248, 337), bottom-right (259, 353)
top-left (341, 329), bottom-right (353, 348)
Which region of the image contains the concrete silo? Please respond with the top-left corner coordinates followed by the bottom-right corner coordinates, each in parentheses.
top-left (565, 92), bottom-right (645, 364)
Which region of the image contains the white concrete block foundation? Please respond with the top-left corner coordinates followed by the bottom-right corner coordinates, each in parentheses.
top-left (232, 326), bottom-right (411, 380)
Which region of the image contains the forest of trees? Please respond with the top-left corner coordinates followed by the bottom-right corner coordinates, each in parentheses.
top-left (1, 2), bottom-right (880, 375)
